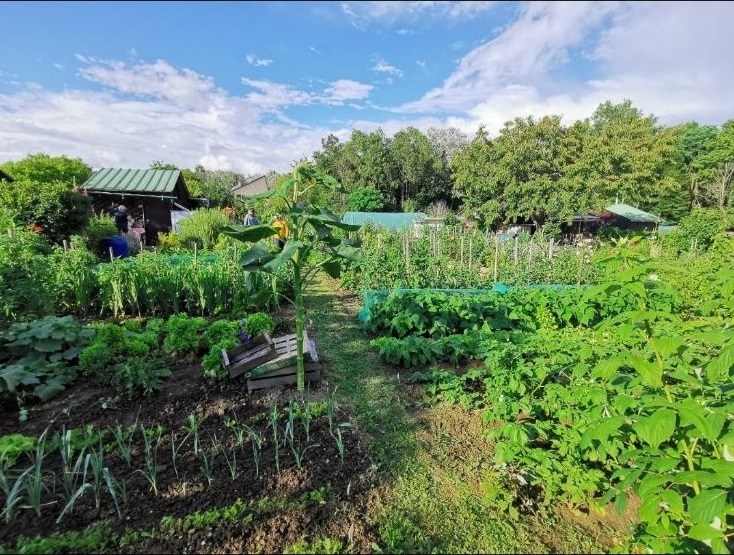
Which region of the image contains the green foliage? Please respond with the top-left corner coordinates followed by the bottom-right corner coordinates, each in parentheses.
top-left (0, 153), bottom-right (92, 185)
top-left (243, 312), bottom-right (276, 337)
top-left (78, 322), bottom-right (168, 396)
top-left (155, 231), bottom-right (183, 252)
top-left (348, 186), bottom-right (386, 212)
top-left (0, 316), bottom-right (95, 406)
top-left (670, 207), bottom-right (730, 251)
top-left (0, 434), bottom-right (37, 467)
top-left (7, 524), bottom-right (113, 554)
top-left (177, 208), bottom-right (233, 251)
top-left (163, 313), bottom-right (207, 355)
top-left (94, 250), bottom-right (281, 318)
top-left (223, 161), bottom-right (362, 390)
top-left (81, 214), bottom-right (117, 255)
top-left (340, 226), bottom-right (600, 295)
top-left (396, 246), bottom-right (734, 552)
top-left (0, 225), bottom-right (54, 325)
top-left (283, 537), bottom-right (345, 554)
top-left (0, 179), bottom-right (92, 243)
top-left (46, 241), bottom-right (98, 316)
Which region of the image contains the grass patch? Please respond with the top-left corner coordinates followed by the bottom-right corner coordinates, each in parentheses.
top-left (306, 275), bottom-right (614, 554)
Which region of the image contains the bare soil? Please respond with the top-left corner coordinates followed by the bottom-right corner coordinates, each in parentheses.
top-left (0, 361), bottom-right (379, 553)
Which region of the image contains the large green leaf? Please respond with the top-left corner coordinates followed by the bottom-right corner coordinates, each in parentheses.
top-left (687, 524), bottom-right (724, 542)
top-left (262, 240), bottom-right (304, 273)
top-left (238, 242), bottom-right (276, 270)
top-left (633, 408), bottom-right (676, 449)
top-left (706, 344), bottom-right (734, 381)
top-left (34, 376), bottom-right (67, 402)
top-left (0, 364), bottom-right (29, 392)
top-left (687, 488), bottom-right (728, 525)
top-left (649, 336), bottom-right (686, 358)
top-left (306, 213), bottom-right (362, 232)
top-left (677, 399), bottom-right (713, 439)
top-left (321, 259), bottom-right (341, 279)
top-left (222, 224), bottom-right (278, 244)
top-left (332, 241), bottom-right (362, 262)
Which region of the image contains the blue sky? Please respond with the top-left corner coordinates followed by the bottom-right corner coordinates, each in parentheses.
top-left (0, 1), bottom-right (731, 175)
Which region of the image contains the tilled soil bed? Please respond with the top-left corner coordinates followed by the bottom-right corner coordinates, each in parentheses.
top-left (0, 362), bottom-right (379, 553)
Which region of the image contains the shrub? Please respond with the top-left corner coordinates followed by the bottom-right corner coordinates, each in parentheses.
top-left (156, 231), bottom-right (182, 253)
top-left (82, 214), bottom-right (117, 255)
top-left (78, 322), bottom-right (169, 397)
top-left (243, 312), bottom-right (276, 337)
top-left (0, 224), bottom-right (54, 325)
top-left (0, 179), bottom-right (92, 243)
top-left (163, 313), bottom-right (208, 355)
top-left (177, 208), bottom-right (232, 251)
top-left (674, 207), bottom-right (730, 251)
top-left (348, 187), bottom-right (385, 212)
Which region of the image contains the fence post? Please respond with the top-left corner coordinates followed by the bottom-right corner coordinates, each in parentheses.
top-left (514, 235), bottom-right (519, 266)
top-left (493, 233), bottom-right (499, 283)
top-left (109, 246), bottom-right (115, 262)
top-left (63, 239), bottom-right (68, 252)
top-left (7, 228), bottom-right (13, 239)
top-left (548, 238), bottom-right (554, 261)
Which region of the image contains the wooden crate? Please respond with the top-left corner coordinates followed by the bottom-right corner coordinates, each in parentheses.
top-left (221, 333), bottom-right (279, 379)
top-left (245, 330), bottom-right (321, 392)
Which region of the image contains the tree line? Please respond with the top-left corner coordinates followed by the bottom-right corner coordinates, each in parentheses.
top-left (1, 98), bottom-right (732, 243)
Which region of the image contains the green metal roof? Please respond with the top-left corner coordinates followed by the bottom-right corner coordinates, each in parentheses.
top-left (342, 211), bottom-right (427, 230)
top-left (83, 168), bottom-right (181, 194)
top-left (605, 203), bottom-right (663, 224)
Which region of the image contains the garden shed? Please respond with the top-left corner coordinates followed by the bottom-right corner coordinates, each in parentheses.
top-left (342, 211), bottom-right (427, 230)
top-left (599, 203), bottom-right (665, 232)
top-left (82, 168), bottom-right (193, 245)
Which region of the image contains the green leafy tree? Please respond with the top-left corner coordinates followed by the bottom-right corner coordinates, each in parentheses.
top-left (0, 179), bottom-right (92, 243)
top-left (338, 129), bottom-right (399, 209)
top-left (222, 162), bottom-right (361, 390)
top-left (390, 126), bottom-right (451, 210)
top-left (450, 126), bottom-right (503, 226)
top-left (678, 122), bottom-right (719, 207)
top-left (452, 116), bottom-right (585, 229)
top-left (1, 153), bottom-right (92, 186)
top-left (348, 186), bottom-right (386, 212)
top-left (581, 99), bottom-right (680, 207)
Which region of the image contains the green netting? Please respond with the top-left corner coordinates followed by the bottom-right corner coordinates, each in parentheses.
top-left (161, 253), bottom-right (222, 266)
top-left (357, 284), bottom-right (580, 327)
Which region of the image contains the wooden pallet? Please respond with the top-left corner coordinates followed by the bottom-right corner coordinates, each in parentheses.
top-left (245, 330), bottom-right (322, 392)
top-left (221, 333), bottom-right (279, 379)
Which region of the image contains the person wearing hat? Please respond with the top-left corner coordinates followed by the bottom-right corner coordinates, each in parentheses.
top-left (243, 208), bottom-right (259, 226)
top-left (114, 204), bottom-right (129, 236)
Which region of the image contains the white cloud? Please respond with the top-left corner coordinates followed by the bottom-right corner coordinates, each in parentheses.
top-left (79, 58), bottom-right (221, 110)
top-left (309, 46), bottom-right (322, 54)
top-left (416, 60), bottom-right (426, 68)
top-left (372, 58), bottom-right (403, 77)
top-left (400, 1), bottom-right (734, 132)
top-left (321, 79), bottom-right (374, 105)
top-left (0, 59), bottom-right (341, 175)
top-left (246, 54), bottom-right (274, 67)
top-left (341, 1), bottom-right (497, 26)
top-left (241, 78), bottom-right (314, 108)
top-left (53, 63), bottom-right (64, 70)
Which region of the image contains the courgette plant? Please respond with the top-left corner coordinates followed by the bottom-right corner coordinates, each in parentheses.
top-left (222, 162), bottom-right (361, 390)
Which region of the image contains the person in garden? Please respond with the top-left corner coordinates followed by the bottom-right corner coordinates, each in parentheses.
top-left (114, 204), bottom-right (129, 235)
top-left (243, 208), bottom-right (259, 226)
top-left (272, 213), bottom-right (289, 250)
